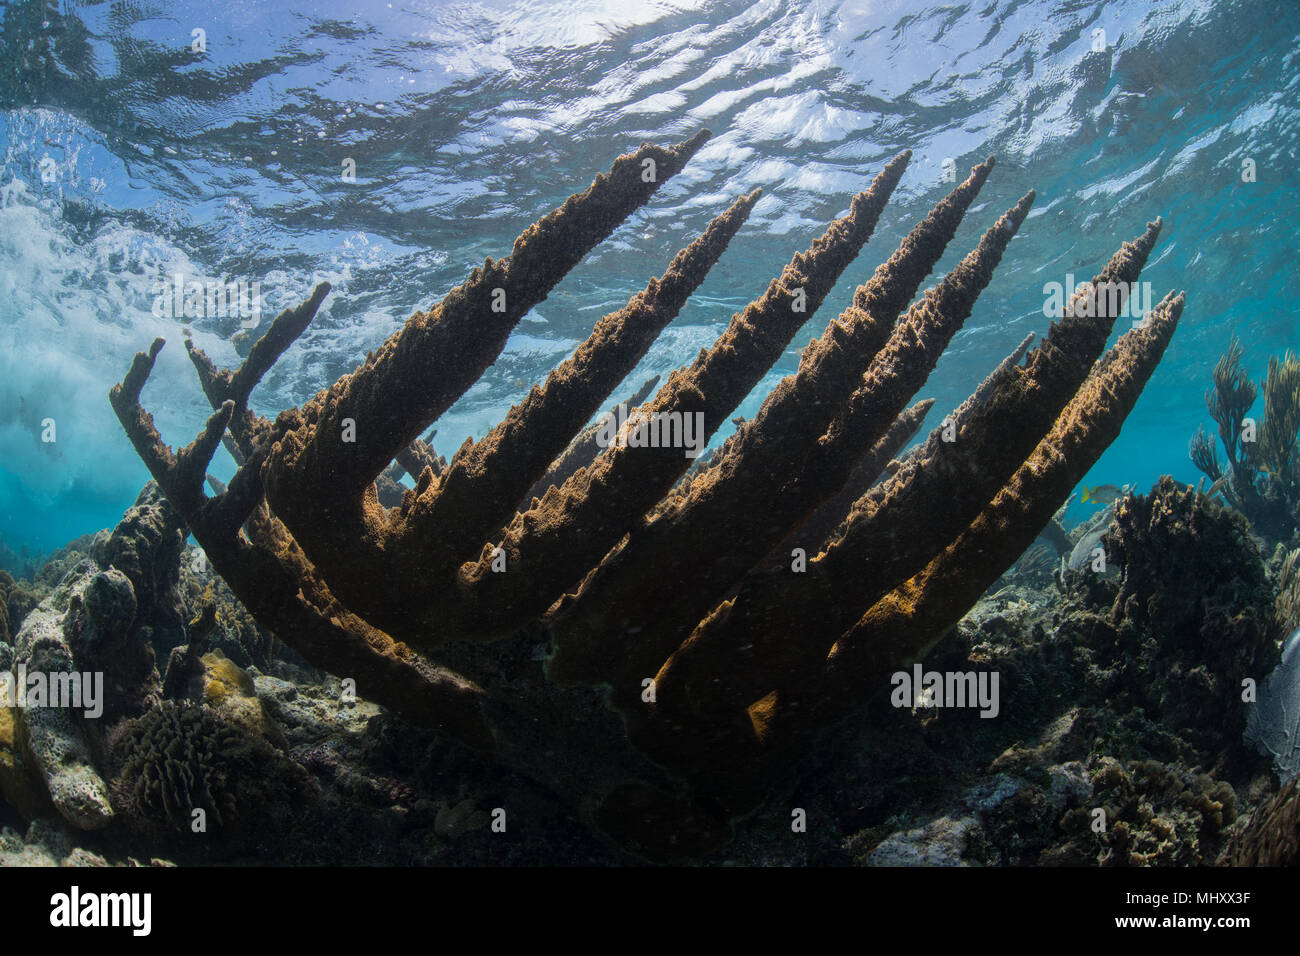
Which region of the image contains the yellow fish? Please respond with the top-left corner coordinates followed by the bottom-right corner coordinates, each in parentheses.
top-left (1081, 483), bottom-right (1124, 505)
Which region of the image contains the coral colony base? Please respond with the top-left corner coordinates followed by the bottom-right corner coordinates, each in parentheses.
top-left (1, 135), bottom-right (1296, 865)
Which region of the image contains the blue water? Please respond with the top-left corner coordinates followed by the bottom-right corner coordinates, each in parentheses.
top-left (1, 0), bottom-right (1297, 563)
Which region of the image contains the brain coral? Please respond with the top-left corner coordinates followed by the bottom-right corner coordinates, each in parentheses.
top-left (110, 700), bottom-right (311, 855)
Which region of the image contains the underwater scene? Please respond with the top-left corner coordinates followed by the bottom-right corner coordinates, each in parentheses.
top-left (1, 0), bottom-right (1298, 878)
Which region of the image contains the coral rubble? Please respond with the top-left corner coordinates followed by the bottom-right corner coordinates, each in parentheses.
top-left (110, 135), bottom-right (1183, 858)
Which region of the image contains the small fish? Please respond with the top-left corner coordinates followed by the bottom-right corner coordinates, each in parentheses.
top-left (1080, 483), bottom-right (1124, 505)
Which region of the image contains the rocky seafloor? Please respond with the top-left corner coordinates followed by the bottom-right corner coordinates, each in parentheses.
top-left (1, 476), bottom-right (1296, 866)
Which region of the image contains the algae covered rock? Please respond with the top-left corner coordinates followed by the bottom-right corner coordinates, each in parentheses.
top-left (865, 815), bottom-right (979, 866)
top-left (0, 571), bottom-right (15, 644)
top-left (1052, 758), bottom-right (1236, 866)
top-left (1071, 476), bottom-right (1276, 757)
top-left (1, 569), bottom-right (44, 645)
top-left (8, 562), bottom-right (131, 830)
top-left (199, 649), bottom-right (284, 746)
top-left (0, 695), bottom-right (57, 821)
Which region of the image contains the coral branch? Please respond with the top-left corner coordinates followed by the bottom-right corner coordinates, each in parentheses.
top-left (185, 282), bottom-right (331, 461)
top-left (814, 218), bottom-right (1162, 617)
top-left (396, 432), bottom-right (442, 483)
top-left (109, 342), bottom-right (494, 749)
top-left (637, 292), bottom-right (1183, 812)
top-left (888, 329), bottom-right (1036, 476)
top-left (526, 375), bottom-right (661, 503)
top-left (819, 293), bottom-right (1184, 708)
top-left (551, 185), bottom-right (1034, 689)
top-left (384, 189), bottom-right (762, 579)
top-left (783, 396), bottom-right (934, 558)
top-left (262, 132), bottom-right (712, 591)
top-left (441, 151), bottom-right (913, 643)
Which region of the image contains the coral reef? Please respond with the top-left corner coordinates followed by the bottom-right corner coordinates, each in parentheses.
top-left (1056, 477), bottom-right (1275, 762)
top-left (175, 571), bottom-right (278, 670)
top-left (1051, 759), bottom-right (1237, 866)
top-left (0, 672), bottom-right (57, 821)
top-left (110, 135), bottom-right (1183, 858)
top-left (95, 483), bottom-right (188, 662)
top-left (832, 479), bottom-right (1278, 868)
top-left (853, 757), bottom-right (1237, 867)
top-left (0, 820), bottom-right (120, 867)
top-left (0, 538), bottom-right (98, 645)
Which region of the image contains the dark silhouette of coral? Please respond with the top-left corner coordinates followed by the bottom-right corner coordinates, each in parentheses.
top-left (161, 602), bottom-right (216, 702)
top-left (97, 484), bottom-right (186, 642)
top-left (110, 135), bottom-right (1183, 858)
top-left (1, 566), bottom-right (54, 644)
top-left (1275, 547), bottom-right (1300, 637)
top-left (1205, 336), bottom-right (1257, 488)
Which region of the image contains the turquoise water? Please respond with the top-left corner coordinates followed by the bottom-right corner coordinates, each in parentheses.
top-left (1, 0), bottom-right (1297, 561)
